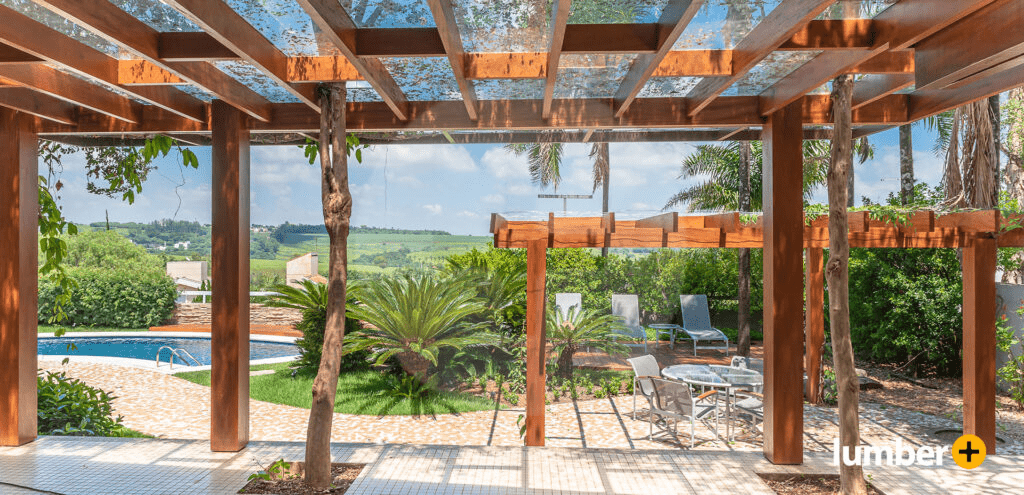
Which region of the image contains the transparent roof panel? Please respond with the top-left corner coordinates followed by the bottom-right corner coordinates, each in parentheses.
top-left (108, 0), bottom-right (200, 32)
top-left (818, 0), bottom-right (896, 19)
top-left (568, 0), bottom-right (672, 24)
top-left (673, 0), bottom-right (782, 50)
top-left (453, 0), bottom-right (550, 52)
top-left (555, 54), bottom-right (635, 99)
top-left (720, 51), bottom-right (819, 96)
top-left (383, 57), bottom-right (462, 101)
top-left (175, 84), bottom-right (214, 102)
top-left (1, 0), bottom-right (122, 57)
top-left (340, 0), bottom-right (435, 28)
top-left (214, 61), bottom-right (301, 103)
top-left (638, 77), bottom-right (701, 98)
top-left (475, 79), bottom-right (545, 100)
top-left (223, 0), bottom-right (321, 56)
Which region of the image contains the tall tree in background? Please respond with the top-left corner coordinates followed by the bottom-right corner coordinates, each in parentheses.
top-left (736, 141), bottom-right (752, 356)
top-left (828, 74), bottom-right (867, 495)
top-left (1002, 88), bottom-right (1024, 282)
top-left (939, 101), bottom-right (999, 209)
top-left (899, 124), bottom-right (914, 205)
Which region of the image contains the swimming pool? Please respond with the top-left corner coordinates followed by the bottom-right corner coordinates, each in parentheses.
top-left (38, 336), bottom-right (299, 367)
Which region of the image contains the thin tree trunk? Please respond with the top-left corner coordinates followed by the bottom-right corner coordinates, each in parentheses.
top-left (1004, 89), bottom-right (1024, 283)
top-left (899, 124), bottom-right (914, 205)
top-left (827, 74), bottom-right (867, 495)
top-left (598, 142), bottom-right (610, 257)
top-left (305, 83), bottom-right (352, 489)
top-left (737, 141), bottom-right (752, 356)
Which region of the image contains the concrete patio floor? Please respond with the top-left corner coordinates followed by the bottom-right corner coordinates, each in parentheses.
top-left (2, 436), bottom-right (1022, 495)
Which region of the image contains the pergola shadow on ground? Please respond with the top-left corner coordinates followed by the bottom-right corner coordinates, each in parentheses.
top-left (1, 0), bottom-right (1022, 470)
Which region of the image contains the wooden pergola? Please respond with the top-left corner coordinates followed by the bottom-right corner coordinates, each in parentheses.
top-left (0, 0), bottom-right (1021, 465)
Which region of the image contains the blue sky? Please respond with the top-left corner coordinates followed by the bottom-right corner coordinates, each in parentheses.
top-left (54, 126), bottom-right (947, 236)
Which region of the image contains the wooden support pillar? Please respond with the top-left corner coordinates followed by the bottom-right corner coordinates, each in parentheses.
top-left (524, 238), bottom-right (547, 446)
top-left (0, 107), bottom-right (37, 446)
top-left (210, 100), bottom-right (250, 452)
top-left (805, 247), bottom-right (824, 404)
top-left (761, 101), bottom-right (804, 465)
top-left (963, 234), bottom-right (997, 453)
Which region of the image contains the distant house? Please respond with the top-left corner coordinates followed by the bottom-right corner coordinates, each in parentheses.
top-left (167, 261), bottom-right (208, 290)
top-left (173, 240), bottom-right (191, 249)
top-left (286, 253), bottom-right (320, 287)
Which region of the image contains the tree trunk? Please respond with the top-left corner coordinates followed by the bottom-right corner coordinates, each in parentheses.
top-left (599, 142), bottom-right (610, 257)
top-left (737, 141), bottom-right (752, 356)
top-left (899, 124), bottom-right (914, 205)
top-left (827, 74), bottom-right (867, 495)
top-left (1004, 89), bottom-right (1024, 283)
top-left (305, 83), bottom-right (352, 489)
top-left (556, 345), bottom-right (576, 380)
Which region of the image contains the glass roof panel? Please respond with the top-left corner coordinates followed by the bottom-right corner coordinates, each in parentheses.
top-left (638, 77), bottom-right (701, 98)
top-left (474, 79), bottom-right (545, 100)
top-left (1, 0), bottom-right (122, 57)
top-left (673, 0), bottom-right (782, 50)
top-left (567, 0), bottom-right (672, 24)
top-left (382, 57), bottom-right (463, 101)
top-left (818, 0), bottom-right (896, 19)
top-left (175, 84), bottom-right (214, 102)
top-left (452, 0), bottom-right (550, 53)
top-left (720, 51), bottom-right (819, 96)
top-left (224, 0), bottom-right (320, 56)
top-left (554, 54), bottom-right (635, 99)
top-left (339, 0), bottom-right (435, 28)
top-left (214, 61), bottom-right (300, 103)
top-left (107, 0), bottom-right (201, 32)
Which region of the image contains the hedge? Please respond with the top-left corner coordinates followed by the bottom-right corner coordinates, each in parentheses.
top-left (39, 267), bottom-right (177, 328)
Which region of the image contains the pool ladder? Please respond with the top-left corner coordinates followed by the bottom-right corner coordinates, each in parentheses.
top-left (155, 346), bottom-right (202, 369)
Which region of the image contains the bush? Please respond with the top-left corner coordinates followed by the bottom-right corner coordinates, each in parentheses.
top-left (37, 370), bottom-right (125, 436)
top-left (845, 248), bottom-right (963, 376)
top-left (38, 267), bottom-right (177, 328)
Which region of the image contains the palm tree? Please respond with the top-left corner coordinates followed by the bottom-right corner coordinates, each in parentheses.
top-left (344, 273), bottom-right (495, 379)
top-left (547, 304), bottom-right (627, 379)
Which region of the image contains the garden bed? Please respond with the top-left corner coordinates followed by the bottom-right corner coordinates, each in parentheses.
top-left (238, 463), bottom-right (364, 494)
top-left (758, 473), bottom-right (884, 494)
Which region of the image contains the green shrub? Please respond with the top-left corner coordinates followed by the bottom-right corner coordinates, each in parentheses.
top-left (845, 247), bottom-right (963, 376)
top-left (38, 267), bottom-right (177, 328)
top-left (37, 371), bottom-right (125, 436)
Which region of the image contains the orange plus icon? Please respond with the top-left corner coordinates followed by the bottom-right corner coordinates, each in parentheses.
top-left (951, 434), bottom-right (986, 469)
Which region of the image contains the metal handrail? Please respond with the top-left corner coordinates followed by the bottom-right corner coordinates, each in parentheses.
top-left (155, 346), bottom-right (202, 368)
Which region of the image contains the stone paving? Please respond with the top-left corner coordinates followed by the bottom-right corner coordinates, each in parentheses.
top-left (2, 437), bottom-right (1023, 495)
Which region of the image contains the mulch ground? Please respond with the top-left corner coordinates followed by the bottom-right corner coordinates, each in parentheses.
top-left (760, 474), bottom-right (884, 494)
top-left (238, 464), bottom-right (364, 494)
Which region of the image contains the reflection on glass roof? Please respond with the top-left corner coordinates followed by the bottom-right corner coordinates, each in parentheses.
top-left (555, 54), bottom-right (635, 99)
top-left (474, 79), bottom-right (545, 100)
top-left (348, 87), bottom-right (384, 102)
top-left (567, 0), bottom-right (671, 24)
top-left (383, 57), bottom-right (462, 101)
top-left (818, 0), bottom-right (895, 19)
top-left (223, 0), bottom-right (319, 56)
top-left (175, 84), bottom-right (214, 102)
top-left (719, 51), bottom-right (819, 96)
top-left (453, 0), bottom-right (550, 52)
top-left (340, 0), bottom-right (434, 28)
top-left (674, 0), bottom-right (781, 50)
top-left (214, 61), bottom-right (300, 103)
top-left (1, 0), bottom-right (122, 57)
top-left (638, 77), bottom-right (701, 98)
top-left (108, 0), bottom-right (199, 32)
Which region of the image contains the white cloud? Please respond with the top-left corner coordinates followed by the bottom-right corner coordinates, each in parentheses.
top-left (482, 147), bottom-right (529, 179)
top-left (457, 210), bottom-right (480, 218)
top-left (481, 193), bottom-right (505, 204)
top-left (423, 204), bottom-right (443, 215)
top-left (507, 184), bottom-right (536, 196)
top-left (361, 145), bottom-right (477, 173)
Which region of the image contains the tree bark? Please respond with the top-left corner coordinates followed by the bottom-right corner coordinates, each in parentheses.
top-left (827, 74), bottom-right (867, 495)
top-left (899, 124), bottom-right (914, 205)
top-left (304, 83), bottom-right (352, 489)
top-left (737, 141), bottom-right (752, 356)
top-left (598, 142), bottom-right (610, 257)
top-left (556, 345), bottom-right (577, 380)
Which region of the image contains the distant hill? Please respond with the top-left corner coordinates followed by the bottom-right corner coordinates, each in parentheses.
top-left (270, 222), bottom-right (451, 242)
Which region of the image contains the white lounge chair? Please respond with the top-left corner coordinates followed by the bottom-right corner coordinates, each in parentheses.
top-left (611, 294), bottom-right (648, 353)
top-left (679, 295), bottom-right (730, 356)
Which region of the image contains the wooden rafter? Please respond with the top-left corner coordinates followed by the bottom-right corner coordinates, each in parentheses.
top-left (759, 46), bottom-right (888, 116)
top-left (873, 0), bottom-right (999, 51)
top-left (0, 64), bottom-right (139, 123)
top-left (424, 0), bottom-right (477, 120)
top-left (910, 61), bottom-right (1024, 121)
top-left (613, 0), bottom-right (704, 117)
top-left (0, 45), bottom-right (40, 63)
top-left (0, 87), bottom-right (76, 125)
top-left (161, 0), bottom-right (318, 111)
top-left (687, 0), bottom-right (835, 117)
top-left (0, 5), bottom-right (205, 122)
top-left (542, 0), bottom-right (572, 120)
top-left (295, 0), bottom-right (409, 120)
top-left (33, 0), bottom-right (273, 122)
top-left (852, 74), bottom-right (914, 109)
top-left (849, 50), bottom-right (914, 74)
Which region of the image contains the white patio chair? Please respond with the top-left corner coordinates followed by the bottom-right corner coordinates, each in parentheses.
top-left (627, 354), bottom-right (660, 420)
top-left (648, 378), bottom-right (719, 448)
top-left (611, 294), bottom-right (648, 353)
top-left (732, 389), bottom-right (764, 441)
top-left (679, 294), bottom-right (730, 356)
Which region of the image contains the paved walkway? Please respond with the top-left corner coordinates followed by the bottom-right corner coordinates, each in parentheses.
top-left (2, 437), bottom-right (1022, 494)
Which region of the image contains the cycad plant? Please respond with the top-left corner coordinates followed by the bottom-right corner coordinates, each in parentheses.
top-left (548, 304), bottom-right (628, 379)
top-left (266, 280), bottom-right (365, 375)
top-left (345, 273), bottom-right (494, 380)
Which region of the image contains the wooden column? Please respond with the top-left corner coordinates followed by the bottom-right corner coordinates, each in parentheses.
top-left (963, 234), bottom-right (997, 453)
top-left (805, 247), bottom-right (824, 404)
top-left (0, 108), bottom-right (37, 446)
top-left (761, 101), bottom-right (805, 464)
top-left (524, 238), bottom-right (547, 446)
top-left (210, 100), bottom-right (250, 452)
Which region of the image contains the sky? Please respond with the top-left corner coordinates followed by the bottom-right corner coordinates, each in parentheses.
top-left (53, 126), bottom-right (947, 236)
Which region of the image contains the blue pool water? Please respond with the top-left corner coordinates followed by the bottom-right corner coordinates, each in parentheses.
top-left (38, 336), bottom-right (299, 366)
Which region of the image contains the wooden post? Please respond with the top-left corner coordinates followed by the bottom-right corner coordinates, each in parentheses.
top-left (963, 234), bottom-right (997, 453)
top-left (761, 101), bottom-right (804, 464)
top-left (0, 108), bottom-right (37, 446)
top-left (525, 238), bottom-right (547, 446)
top-left (805, 247), bottom-right (824, 404)
top-left (210, 100), bottom-right (250, 452)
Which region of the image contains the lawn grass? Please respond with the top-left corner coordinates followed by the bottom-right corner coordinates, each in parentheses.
top-left (39, 325), bottom-right (149, 334)
top-left (174, 363), bottom-right (499, 416)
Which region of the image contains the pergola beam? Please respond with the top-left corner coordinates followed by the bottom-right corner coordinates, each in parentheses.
top-left (909, 61), bottom-right (1024, 121)
top-left (0, 64), bottom-right (140, 123)
top-left (759, 46), bottom-right (888, 116)
top-left (542, 0), bottom-right (572, 119)
top-left (613, 0), bottom-right (705, 117)
top-left (852, 74), bottom-right (915, 110)
top-left (0, 88), bottom-right (77, 125)
top-left (424, 0), bottom-right (478, 120)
